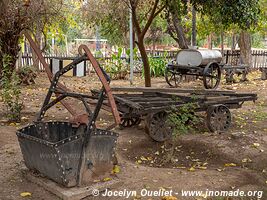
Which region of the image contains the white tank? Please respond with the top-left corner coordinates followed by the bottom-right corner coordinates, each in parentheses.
top-left (176, 49), bottom-right (222, 67)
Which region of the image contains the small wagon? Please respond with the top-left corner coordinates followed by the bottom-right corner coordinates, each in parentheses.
top-left (94, 87), bottom-right (257, 142)
top-left (165, 49), bottom-right (223, 89)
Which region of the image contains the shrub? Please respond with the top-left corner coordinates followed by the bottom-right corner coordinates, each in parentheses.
top-left (105, 47), bottom-right (129, 80)
top-left (17, 65), bottom-right (37, 85)
top-left (1, 54), bottom-right (23, 122)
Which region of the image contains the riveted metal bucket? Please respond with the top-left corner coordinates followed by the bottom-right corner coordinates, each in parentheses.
top-left (16, 121), bottom-right (118, 187)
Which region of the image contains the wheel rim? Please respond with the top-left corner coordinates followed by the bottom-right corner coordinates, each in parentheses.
top-left (146, 111), bottom-right (173, 142)
top-left (207, 105), bottom-right (231, 132)
top-left (203, 63), bottom-right (221, 89)
top-left (165, 68), bottom-right (182, 87)
top-left (120, 117), bottom-right (141, 128)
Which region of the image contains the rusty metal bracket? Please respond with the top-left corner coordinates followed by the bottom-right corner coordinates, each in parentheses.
top-left (23, 31), bottom-right (120, 127)
top-left (78, 45), bottom-right (121, 126)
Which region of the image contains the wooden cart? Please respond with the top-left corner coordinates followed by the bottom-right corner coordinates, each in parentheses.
top-left (94, 87), bottom-right (257, 142)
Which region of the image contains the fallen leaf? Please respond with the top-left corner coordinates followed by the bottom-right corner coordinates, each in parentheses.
top-left (242, 158), bottom-right (252, 163)
top-left (136, 160), bottom-right (142, 164)
top-left (140, 156), bottom-right (147, 161)
top-left (197, 166), bottom-right (207, 170)
top-left (252, 143), bottom-right (260, 148)
top-left (9, 123), bottom-right (16, 126)
top-left (188, 167), bottom-right (195, 172)
top-left (103, 177), bottom-right (112, 182)
top-left (224, 163), bottom-right (237, 167)
top-left (112, 165), bottom-right (120, 174)
top-left (162, 196), bottom-right (177, 200)
top-left (20, 192), bottom-right (31, 197)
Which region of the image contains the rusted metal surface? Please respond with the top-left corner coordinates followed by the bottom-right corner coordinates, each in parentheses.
top-left (23, 31), bottom-right (120, 126)
top-left (78, 45), bottom-right (121, 125)
top-left (23, 31), bottom-right (78, 117)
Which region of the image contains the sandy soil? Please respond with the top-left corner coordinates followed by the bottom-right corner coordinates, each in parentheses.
top-left (0, 72), bottom-right (266, 200)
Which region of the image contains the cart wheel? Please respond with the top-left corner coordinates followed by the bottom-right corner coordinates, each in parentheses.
top-left (120, 117), bottom-right (141, 128)
top-left (203, 63), bottom-right (221, 89)
top-left (165, 68), bottom-right (182, 87)
top-left (206, 105), bottom-right (231, 133)
top-left (145, 111), bottom-right (173, 142)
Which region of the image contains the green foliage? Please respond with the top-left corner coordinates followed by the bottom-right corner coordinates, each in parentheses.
top-left (17, 65), bottom-right (37, 85)
top-left (167, 101), bottom-right (199, 138)
top-left (1, 55), bottom-right (23, 122)
top-left (251, 32), bottom-right (265, 48)
top-left (104, 47), bottom-right (129, 80)
top-left (191, 0), bottom-right (260, 30)
top-left (142, 52), bottom-right (169, 78)
top-left (147, 57), bottom-right (167, 77)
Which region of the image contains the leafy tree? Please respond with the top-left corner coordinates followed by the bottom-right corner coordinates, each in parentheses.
top-left (82, 0), bottom-right (130, 46)
top-left (129, 0), bottom-right (165, 87)
top-left (0, 0), bottom-right (64, 78)
top-left (164, 0), bottom-right (189, 49)
top-left (191, 0), bottom-right (260, 67)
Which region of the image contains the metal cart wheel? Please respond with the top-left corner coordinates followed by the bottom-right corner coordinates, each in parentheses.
top-left (119, 117), bottom-right (141, 128)
top-left (145, 111), bottom-right (173, 142)
top-left (165, 68), bottom-right (183, 87)
top-left (206, 105), bottom-right (231, 133)
top-left (203, 62), bottom-right (221, 89)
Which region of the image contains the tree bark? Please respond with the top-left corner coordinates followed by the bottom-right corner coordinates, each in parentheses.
top-left (191, 7), bottom-right (197, 47)
top-left (220, 32), bottom-right (224, 52)
top-left (238, 31), bottom-right (252, 66)
top-left (207, 34), bottom-right (212, 49)
top-left (171, 13), bottom-right (188, 49)
top-left (0, 32), bottom-right (21, 79)
top-left (32, 29), bottom-right (42, 71)
top-left (138, 37), bottom-right (151, 87)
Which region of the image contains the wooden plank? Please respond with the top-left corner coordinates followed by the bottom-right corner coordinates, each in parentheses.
top-left (25, 172), bottom-right (122, 200)
top-left (123, 97), bottom-right (173, 102)
top-left (114, 96), bottom-right (143, 110)
top-left (203, 96), bottom-right (256, 105)
top-left (111, 87), bottom-right (236, 95)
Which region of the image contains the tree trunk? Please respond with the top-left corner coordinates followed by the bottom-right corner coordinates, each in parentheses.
top-left (220, 32), bottom-right (224, 52)
top-left (207, 34), bottom-right (212, 49)
top-left (238, 30), bottom-right (251, 81)
top-left (172, 13), bottom-right (188, 49)
top-left (238, 31), bottom-right (252, 66)
top-left (138, 38), bottom-right (151, 87)
top-left (32, 30), bottom-right (42, 71)
top-left (191, 7), bottom-right (197, 47)
top-left (0, 32), bottom-right (21, 79)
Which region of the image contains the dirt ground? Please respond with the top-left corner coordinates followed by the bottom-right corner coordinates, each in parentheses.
top-left (0, 72), bottom-right (266, 200)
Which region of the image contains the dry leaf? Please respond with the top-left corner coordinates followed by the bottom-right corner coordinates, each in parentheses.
top-left (188, 167), bottom-right (195, 172)
top-left (103, 177), bottom-right (112, 182)
top-left (112, 165), bottom-right (120, 174)
top-left (162, 196), bottom-right (178, 200)
top-left (224, 163), bottom-right (237, 167)
top-left (20, 192), bottom-right (31, 197)
top-left (252, 143), bottom-right (260, 148)
top-left (140, 156), bottom-right (147, 161)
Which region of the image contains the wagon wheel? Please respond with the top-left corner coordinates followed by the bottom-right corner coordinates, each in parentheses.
top-left (203, 63), bottom-right (221, 89)
top-left (145, 111), bottom-right (173, 142)
top-left (165, 68), bottom-right (182, 87)
top-left (119, 117), bottom-right (141, 128)
top-left (206, 105), bottom-right (231, 133)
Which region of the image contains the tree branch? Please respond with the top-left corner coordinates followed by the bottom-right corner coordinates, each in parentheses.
top-left (140, 0), bottom-right (159, 38)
